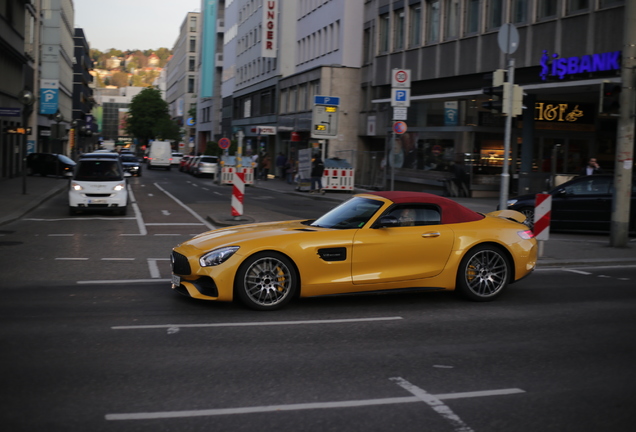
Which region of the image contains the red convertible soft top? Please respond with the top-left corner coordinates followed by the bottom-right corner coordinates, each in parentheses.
top-left (368, 191), bottom-right (485, 224)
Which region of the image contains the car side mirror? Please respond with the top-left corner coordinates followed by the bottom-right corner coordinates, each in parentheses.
top-left (376, 215), bottom-right (400, 228)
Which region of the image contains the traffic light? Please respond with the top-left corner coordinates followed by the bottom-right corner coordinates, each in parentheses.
top-left (600, 82), bottom-right (621, 114)
top-left (509, 84), bottom-right (524, 116)
top-left (482, 69), bottom-right (507, 113)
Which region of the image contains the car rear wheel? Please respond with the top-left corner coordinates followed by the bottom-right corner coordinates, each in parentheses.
top-left (235, 252), bottom-right (297, 310)
top-left (456, 245), bottom-right (510, 301)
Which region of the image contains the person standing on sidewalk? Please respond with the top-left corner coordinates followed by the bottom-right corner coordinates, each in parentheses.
top-left (276, 152), bottom-right (287, 179)
top-left (310, 154), bottom-right (325, 194)
top-left (579, 157), bottom-right (603, 176)
top-left (260, 152), bottom-right (271, 180)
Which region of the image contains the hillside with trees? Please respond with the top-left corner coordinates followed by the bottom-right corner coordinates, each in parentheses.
top-left (89, 48), bottom-right (172, 88)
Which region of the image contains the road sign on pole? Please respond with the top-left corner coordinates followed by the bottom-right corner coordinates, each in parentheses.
top-left (391, 88), bottom-right (411, 107)
top-left (392, 69), bottom-right (411, 88)
top-left (311, 95), bottom-right (339, 139)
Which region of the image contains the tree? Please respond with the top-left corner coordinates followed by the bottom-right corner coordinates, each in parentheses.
top-left (111, 71), bottom-right (130, 87)
top-left (125, 87), bottom-right (181, 146)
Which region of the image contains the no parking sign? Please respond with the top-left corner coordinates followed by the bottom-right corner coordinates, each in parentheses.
top-left (218, 137), bottom-right (231, 150)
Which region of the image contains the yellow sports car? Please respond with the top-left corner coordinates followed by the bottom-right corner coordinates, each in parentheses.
top-left (171, 192), bottom-right (537, 310)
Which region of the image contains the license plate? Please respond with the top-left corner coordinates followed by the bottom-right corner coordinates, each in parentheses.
top-left (171, 274), bottom-right (181, 286)
top-left (89, 199), bottom-right (107, 204)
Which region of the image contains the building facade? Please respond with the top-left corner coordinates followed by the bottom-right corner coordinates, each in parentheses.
top-left (362, 0), bottom-right (626, 196)
top-left (166, 11), bottom-right (201, 154)
top-left (71, 28), bottom-right (95, 156)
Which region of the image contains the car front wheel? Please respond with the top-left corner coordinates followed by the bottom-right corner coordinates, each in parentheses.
top-left (235, 252), bottom-right (297, 310)
top-left (456, 245), bottom-right (510, 301)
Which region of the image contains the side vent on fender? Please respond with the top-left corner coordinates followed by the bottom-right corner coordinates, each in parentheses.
top-left (317, 247), bottom-right (347, 262)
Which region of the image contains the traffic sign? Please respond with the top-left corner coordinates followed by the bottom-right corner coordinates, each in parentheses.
top-left (393, 121), bottom-right (407, 134)
top-left (393, 107), bottom-right (408, 121)
top-left (218, 137), bottom-right (231, 149)
top-left (391, 88), bottom-right (410, 107)
top-left (312, 95), bottom-right (339, 139)
top-left (392, 69), bottom-right (411, 88)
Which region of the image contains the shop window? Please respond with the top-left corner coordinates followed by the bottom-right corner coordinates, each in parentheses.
top-left (379, 13), bottom-right (390, 53)
top-left (408, 5), bottom-right (422, 47)
top-left (567, 0), bottom-right (589, 13)
top-left (487, 0), bottom-right (504, 30)
top-left (511, 0), bottom-right (529, 24)
top-left (465, 0), bottom-right (480, 35)
top-left (537, 0), bottom-right (558, 20)
top-left (426, 0), bottom-right (440, 44)
top-left (444, 0), bottom-right (459, 40)
top-left (394, 9), bottom-right (405, 51)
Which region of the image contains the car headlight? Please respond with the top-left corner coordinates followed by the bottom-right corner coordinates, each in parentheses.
top-left (506, 199), bottom-right (518, 207)
top-left (200, 246), bottom-right (240, 267)
top-left (71, 182), bottom-right (83, 191)
top-left (114, 183), bottom-right (126, 191)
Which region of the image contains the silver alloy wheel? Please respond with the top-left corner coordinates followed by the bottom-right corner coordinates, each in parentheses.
top-left (463, 249), bottom-right (508, 299)
top-left (243, 256), bottom-right (293, 307)
top-left (519, 207), bottom-right (535, 230)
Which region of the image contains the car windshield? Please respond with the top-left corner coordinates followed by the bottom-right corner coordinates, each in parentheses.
top-left (74, 160), bottom-right (123, 181)
top-left (120, 156), bottom-right (138, 163)
top-left (58, 155), bottom-right (75, 164)
top-left (200, 156), bottom-right (218, 163)
top-left (310, 197), bottom-right (384, 229)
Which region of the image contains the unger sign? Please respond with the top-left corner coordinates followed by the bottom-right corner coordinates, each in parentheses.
top-left (262, 0), bottom-right (278, 58)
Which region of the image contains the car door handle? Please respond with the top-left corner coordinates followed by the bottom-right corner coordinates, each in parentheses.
top-left (421, 232), bottom-right (441, 238)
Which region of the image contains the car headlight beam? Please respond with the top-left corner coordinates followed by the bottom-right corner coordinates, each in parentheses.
top-left (507, 199), bottom-right (518, 207)
top-left (200, 246), bottom-right (240, 267)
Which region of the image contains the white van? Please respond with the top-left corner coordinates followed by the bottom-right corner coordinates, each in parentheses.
top-left (147, 140), bottom-right (173, 170)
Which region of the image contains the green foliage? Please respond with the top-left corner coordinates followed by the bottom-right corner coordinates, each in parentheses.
top-left (111, 71), bottom-right (130, 87)
top-left (125, 87), bottom-right (181, 145)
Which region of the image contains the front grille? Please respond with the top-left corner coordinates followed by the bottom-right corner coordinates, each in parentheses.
top-left (171, 251), bottom-right (191, 275)
top-left (86, 193), bottom-right (111, 197)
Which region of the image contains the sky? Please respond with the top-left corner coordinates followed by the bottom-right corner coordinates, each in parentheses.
top-left (73, 0), bottom-right (202, 52)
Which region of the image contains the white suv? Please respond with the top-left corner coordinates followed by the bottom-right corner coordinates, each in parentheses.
top-left (69, 155), bottom-right (130, 215)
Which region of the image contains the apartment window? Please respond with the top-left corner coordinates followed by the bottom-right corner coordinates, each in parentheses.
top-left (445, 0), bottom-right (459, 39)
top-left (279, 90), bottom-right (288, 114)
top-left (298, 85), bottom-right (307, 111)
top-left (426, 1), bottom-right (440, 44)
top-left (363, 27), bottom-right (372, 63)
top-left (394, 9), bottom-right (405, 51)
top-left (261, 90), bottom-right (272, 115)
top-left (567, 0), bottom-right (589, 13)
top-left (379, 13), bottom-right (390, 52)
top-left (511, 0), bottom-right (528, 23)
top-left (538, 0), bottom-right (557, 19)
top-left (189, 57), bottom-right (195, 72)
top-left (289, 87), bottom-right (298, 113)
top-left (188, 77), bottom-right (195, 93)
top-left (190, 16), bottom-right (197, 32)
top-left (600, 0), bottom-right (623, 6)
top-left (189, 37), bottom-right (196, 52)
top-left (465, 0), bottom-right (480, 35)
top-left (408, 5), bottom-right (422, 47)
top-left (487, 0), bottom-right (504, 29)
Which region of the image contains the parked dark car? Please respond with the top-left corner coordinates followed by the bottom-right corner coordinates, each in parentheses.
top-left (506, 174), bottom-right (636, 233)
top-left (26, 153), bottom-right (76, 177)
top-left (120, 154), bottom-right (142, 177)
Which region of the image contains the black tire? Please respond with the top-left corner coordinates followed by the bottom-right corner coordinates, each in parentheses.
top-left (518, 207), bottom-right (535, 230)
top-left (235, 252), bottom-right (297, 311)
top-left (69, 206), bottom-right (79, 216)
top-left (118, 206), bottom-right (127, 216)
top-left (456, 245), bottom-right (511, 302)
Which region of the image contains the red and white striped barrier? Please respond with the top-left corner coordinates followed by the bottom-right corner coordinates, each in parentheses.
top-left (322, 168), bottom-right (355, 191)
top-left (222, 166), bottom-right (254, 185)
top-left (231, 170), bottom-right (245, 217)
top-left (534, 193), bottom-right (551, 240)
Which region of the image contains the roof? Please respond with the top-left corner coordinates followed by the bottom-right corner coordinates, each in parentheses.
top-left (368, 191), bottom-right (485, 224)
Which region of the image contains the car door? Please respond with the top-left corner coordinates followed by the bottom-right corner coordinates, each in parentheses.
top-left (351, 206), bottom-right (455, 285)
top-left (551, 176), bottom-right (613, 230)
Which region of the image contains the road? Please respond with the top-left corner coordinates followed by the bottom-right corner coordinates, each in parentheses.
top-left (1, 167), bottom-right (635, 431)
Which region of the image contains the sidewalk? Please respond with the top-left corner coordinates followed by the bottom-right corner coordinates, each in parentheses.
top-left (1, 174), bottom-right (635, 267)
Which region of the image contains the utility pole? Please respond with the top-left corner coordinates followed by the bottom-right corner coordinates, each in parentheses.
top-left (610, 1), bottom-right (635, 247)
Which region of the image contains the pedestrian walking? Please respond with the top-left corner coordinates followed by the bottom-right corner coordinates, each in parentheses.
top-left (310, 154), bottom-right (325, 194)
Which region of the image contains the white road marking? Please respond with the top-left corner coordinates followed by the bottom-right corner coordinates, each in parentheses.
top-left (433, 365), bottom-right (454, 369)
top-left (112, 317), bottom-right (404, 330)
top-left (25, 217), bottom-right (135, 221)
top-left (101, 258), bottom-right (135, 261)
top-left (560, 268), bottom-right (593, 275)
top-left (618, 278), bottom-right (631, 281)
top-left (154, 234), bottom-right (182, 236)
top-left (154, 183), bottom-right (215, 230)
top-left (128, 187), bottom-right (147, 235)
top-left (392, 377), bottom-right (474, 432)
top-left (105, 386), bottom-right (525, 421)
top-left (145, 223), bottom-right (205, 226)
top-left (56, 258), bottom-right (89, 261)
top-left (161, 210), bottom-right (171, 216)
top-left (48, 234), bottom-right (74, 236)
top-left (597, 275), bottom-right (611, 278)
top-left (147, 259), bottom-right (161, 278)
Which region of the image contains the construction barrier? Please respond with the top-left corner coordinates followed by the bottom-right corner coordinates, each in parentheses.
top-left (221, 167), bottom-right (254, 185)
top-left (231, 170), bottom-right (245, 216)
top-left (322, 168), bottom-right (355, 191)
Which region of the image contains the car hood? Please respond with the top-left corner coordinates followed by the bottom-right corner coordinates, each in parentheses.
top-left (180, 220), bottom-right (321, 251)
